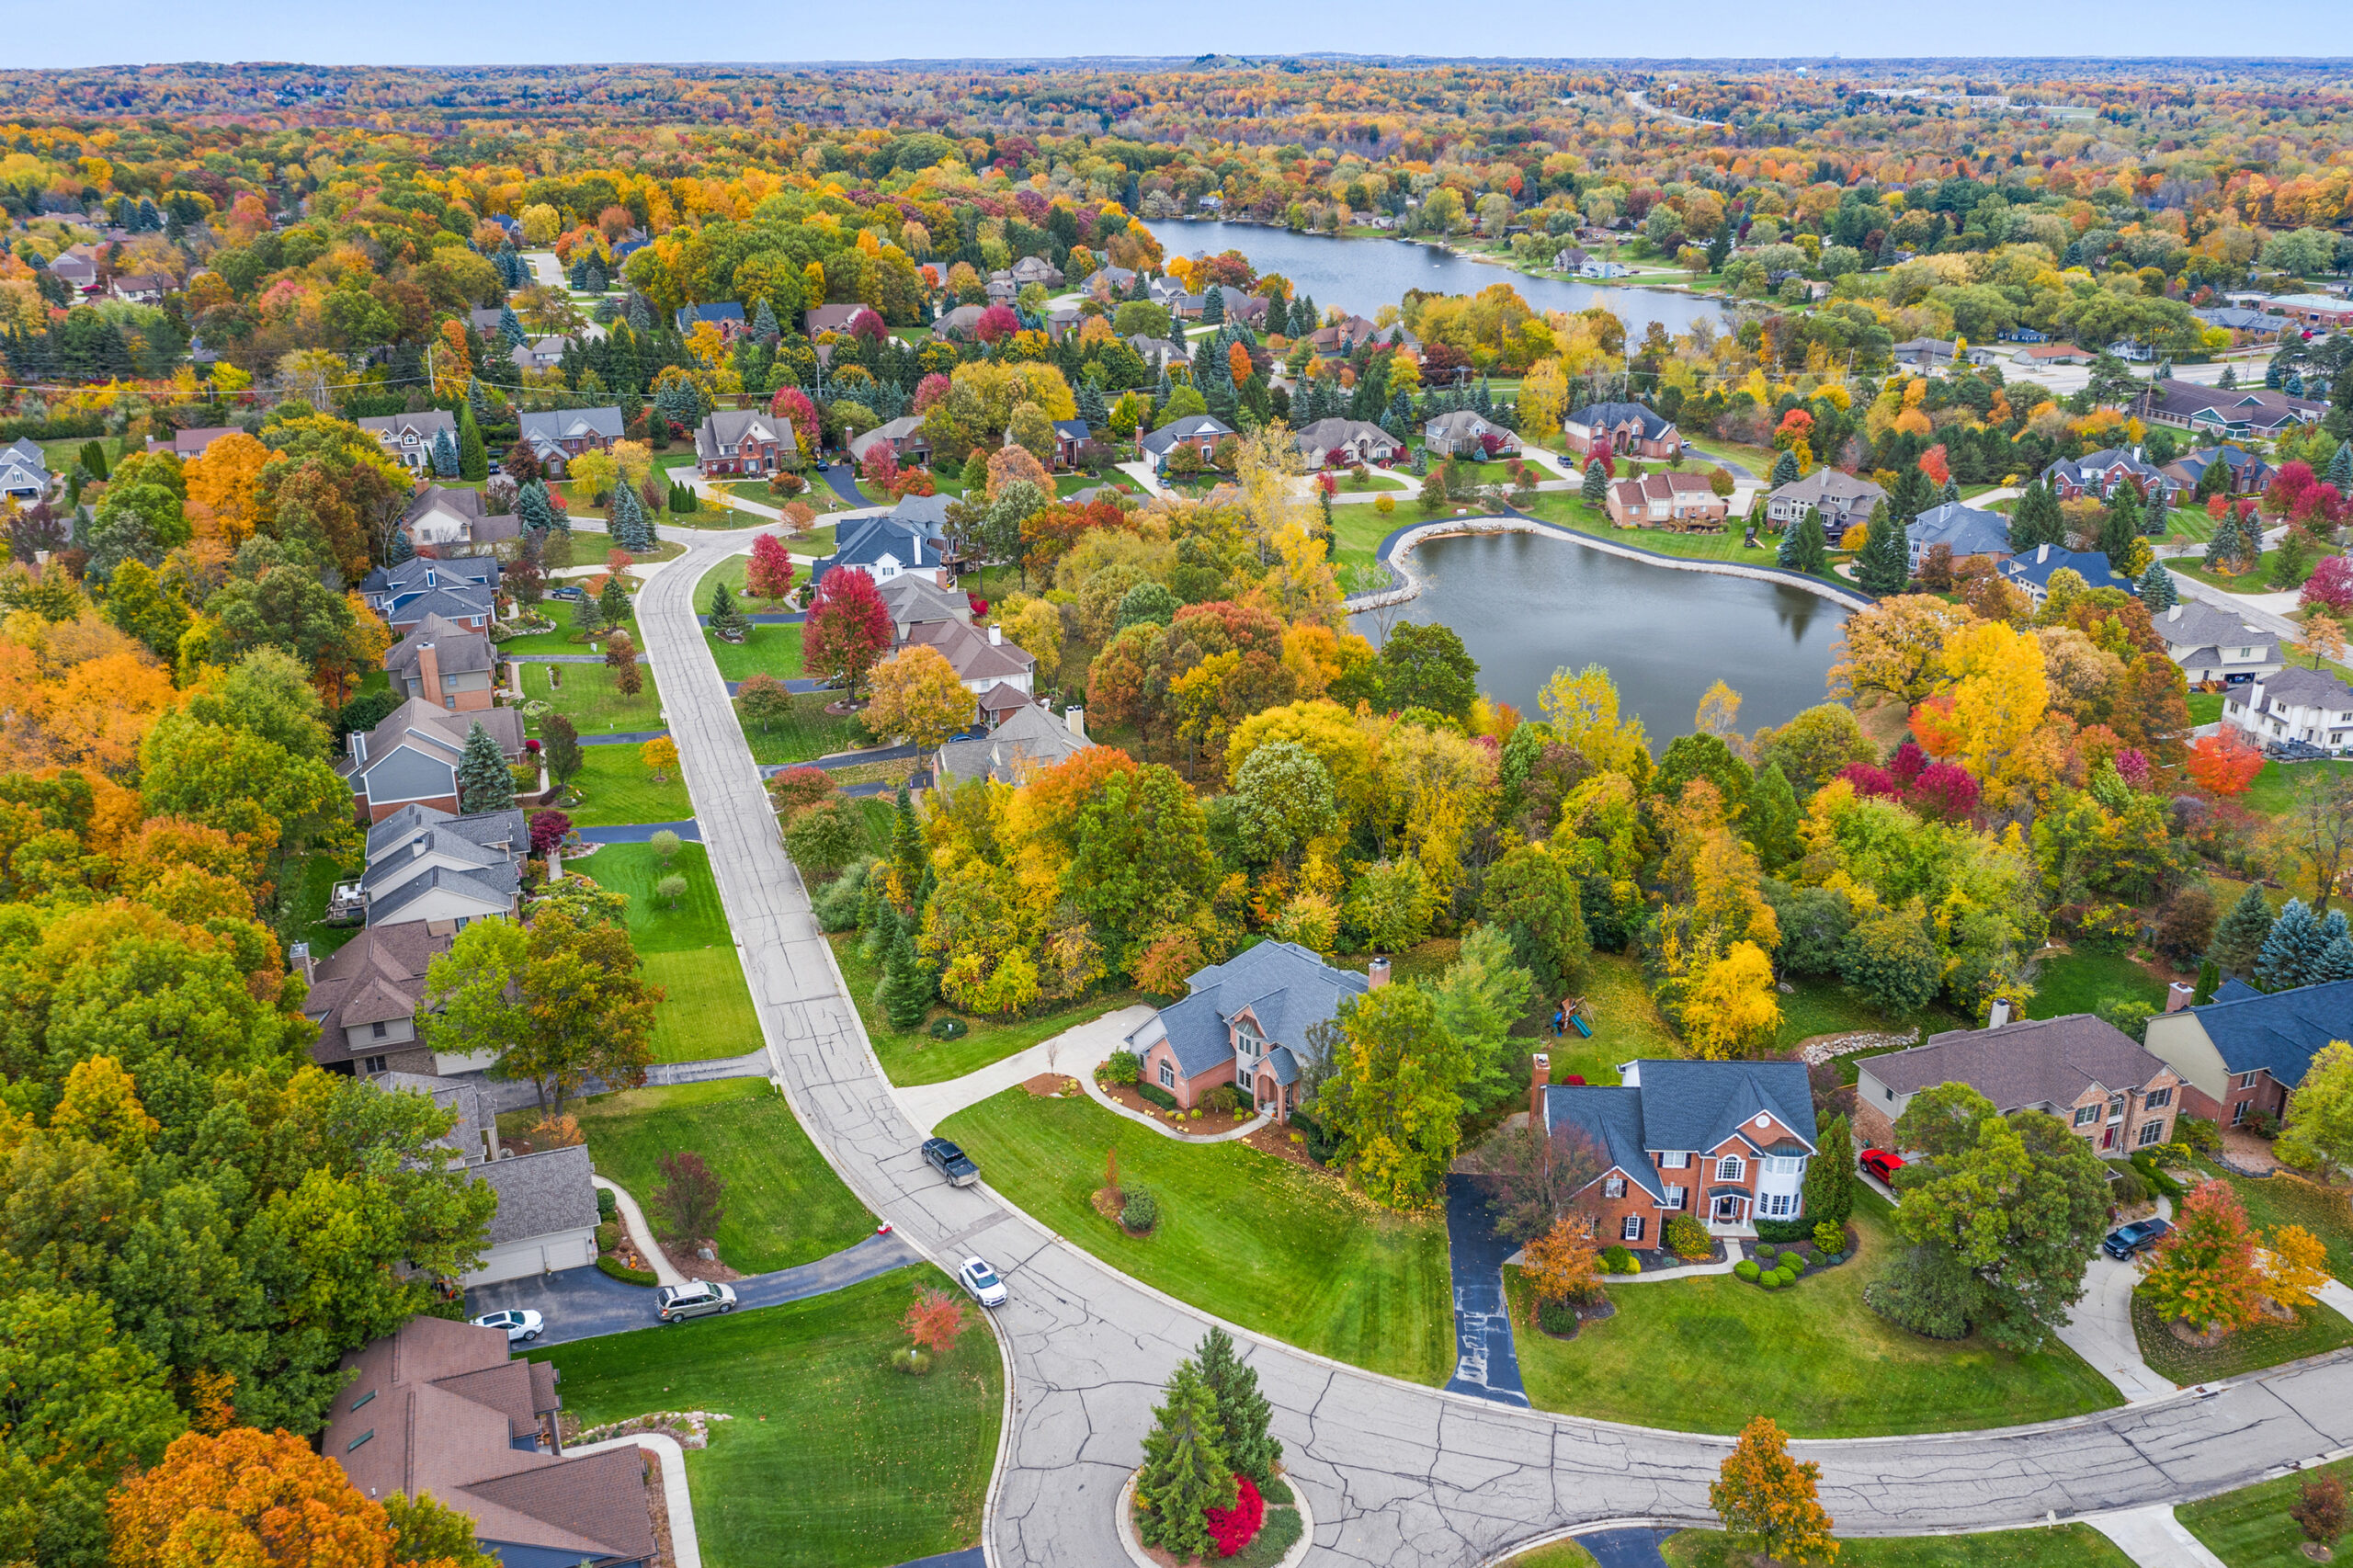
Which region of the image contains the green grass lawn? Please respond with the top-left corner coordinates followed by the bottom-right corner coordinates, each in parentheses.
top-left (2200, 1163), bottom-right (2353, 1283)
top-left (1681, 437), bottom-right (1778, 477)
top-left (701, 549), bottom-right (819, 609)
top-left (523, 660), bottom-right (665, 734)
top-left (1774, 975), bottom-right (1959, 1055)
top-left (828, 929), bottom-right (1139, 1085)
top-left (549, 1266), bottom-right (999, 1568)
top-left (710, 620), bottom-right (806, 683)
top-left (571, 841), bottom-right (727, 949)
top-left (1506, 1208), bottom-right (2122, 1437)
top-left (568, 1078), bottom-right (872, 1272)
top-left (569, 841), bottom-right (758, 1062)
top-left (1331, 505), bottom-right (1400, 573)
top-left (743, 693), bottom-right (871, 766)
top-left (1500, 1541), bottom-right (1596, 1567)
top-left (2028, 947), bottom-right (2166, 1020)
top-left (558, 745), bottom-right (693, 828)
top-left (1660, 1525), bottom-right (2132, 1568)
top-left (498, 597), bottom-right (642, 655)
top-left (1517, 494), bottom-right (1773, 567)
top-left (1334, 468), bottom-right (1409, 493)
top-left (2243, 758), bottom-right (2353, 820)
top-left (285, 850), bottom-right (364, 958)
top-left (2178, 1453), bottom-right (2353, 1568)
top-left (2131, 1290), bottom-right (2353, 1383)
top-left (1532, 949), bottom-right (1687, 1087)
top-left (2188, 691), bottom-right (2225, 725)
top-left (2169, 549), bottom-right (2320, 594)
top-left (938, 1089), bottom-right (1455, 1385)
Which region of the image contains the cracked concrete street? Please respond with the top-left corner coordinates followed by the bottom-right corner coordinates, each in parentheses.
top-left (634, 521), bottom-right (2353, 1565)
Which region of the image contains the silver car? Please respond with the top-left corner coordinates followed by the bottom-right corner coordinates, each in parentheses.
top-left (656, 1280), bottom-right (737, 1324)
top-left (958, 1256), bottom-right (1007, 1308)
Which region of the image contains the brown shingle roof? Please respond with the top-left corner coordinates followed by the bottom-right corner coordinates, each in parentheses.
top-left (301, 921), bottom-right (454, 1065)
top-left (1871, 1014), bottom-right (2172, 1111)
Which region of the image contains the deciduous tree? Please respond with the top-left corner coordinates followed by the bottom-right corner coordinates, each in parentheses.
top-left (865, 644), bottom-right (975, 749)
top-left (1318, 983), bottom-right (1472, 1208)
top-left (2144, 1178), bottom-right (2267, 1336)
top-left (804, 569), bottom-right (893, 698)
top-left (1711, 1416), bottom-right (1837, 1566)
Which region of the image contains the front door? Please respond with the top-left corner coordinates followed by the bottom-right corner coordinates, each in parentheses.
top-left (2101, 1126), bottom-right (2117, 1151)
top-left (1712, 1195), bottom-right (1743, 1223)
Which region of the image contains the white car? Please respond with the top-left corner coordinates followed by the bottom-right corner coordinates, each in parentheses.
top-left (471, 1308), bottom-right (544, 1343)
top-left (958, 1256), bottom-right (1007, 1308)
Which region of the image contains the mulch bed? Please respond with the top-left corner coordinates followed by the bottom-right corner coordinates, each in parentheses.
top-left (1242, 1121), bottom-right (1324, 1170)
top-left (1022, 1074), bottom-right (1085, 1098)
top-left (659, 1238), bottom-right (743, 1283)
top-left (1098, 1081), bottom-right (1255, 1137)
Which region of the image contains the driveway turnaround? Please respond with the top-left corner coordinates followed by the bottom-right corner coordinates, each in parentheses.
top-left (634, 525), bottom-right (2353, 1565)
top-left (1439, 1175), bottom-right (1529, 1408)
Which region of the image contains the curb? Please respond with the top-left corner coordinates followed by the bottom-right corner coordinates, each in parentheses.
top-left (1115, 1469), bottom-right (1314, 1568)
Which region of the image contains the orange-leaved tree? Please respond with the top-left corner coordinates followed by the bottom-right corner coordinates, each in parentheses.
top-left (1710, 1415), bottom-right (1838, 1566)
top-left (1520, 1215), bottom-right (1601, 1317)
top-left (641, 735), bottom-right (678, 782)
top-left (2143, 1178), bottom-right (2266, 1336)
top-left (2185, 731), bottom-right (2265, 797)
top-left (903, 1285), bottom-right (972, 1357)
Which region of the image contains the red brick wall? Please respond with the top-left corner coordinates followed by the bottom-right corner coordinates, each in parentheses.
top-left (1142, 1040), bottom-right (1234, 1110)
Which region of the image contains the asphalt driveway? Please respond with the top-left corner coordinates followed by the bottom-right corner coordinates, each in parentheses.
top-left (1441, 1174), bottom-right (1529, 1407)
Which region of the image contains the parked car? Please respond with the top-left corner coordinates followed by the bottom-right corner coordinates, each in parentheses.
top-left (957, 1256), bottom-right (1007, 1307)
top-left (924, 1136), bottom-right (979, 1187)
top-left (656, 1280), bottom-right (737, 1323)
top-left (470, 1308), bottom-right (543, 1343)
top-left (1859, 1148), bottom-right (1904, 1183)
top-left (2103, 1218), bottom-right (2173, 1260)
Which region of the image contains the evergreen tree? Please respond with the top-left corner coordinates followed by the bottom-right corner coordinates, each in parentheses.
top-left (608, 480), bottom-right (652, 551)
top-left (2266, 351), bottom-right (2288, 391)
top-left (2139, 560), bottom-right (2178, 609)
top-left (1194, 1327), bottom-right (1280, 1486)
top-left (387, 526), bottom-right (415, 564)
top-left (1802, 1114), bottom-right (1855, 1230)
top-left (2205, 507), bottom-right (2244, 571)
top-left (2317, 931), bottom-right (2353, 984)
top-left (1888, 463), bottom-right (1935, 522)
top-left (1856, 500), bottom-right (1911, 595)
top-left (2212, 885), bottom-right (2276, 977)
top-left (1078, 380), bottom-right (1109, 428)
top-left (627, 293), bottom-right (653, 334)
top-left (1786, 508), bottom-right (1828, 574)
top-left (430, 428), bottom-right (460, 478)
top-left (2258, 899), bottom-right (2327, 991)
top-left (1939, 476), bottom-right (1961, 506)
top-left (468, 376), bottom-right (491, 423)
top-left (2328, 441), bottom-right (2353, 494)
top-left (879, 918), bottom-right (933, 1029)
top-left (516, 478), bottom-right (554, 533)
top-left (751, 298), bottom-right (780, 342)
top-left (1134, 1360), bottom-right (1235, 1561)
top-left (1582, 457), bottom-right (1608, 506)
top-left (2009, 480), bottom-right (2063, 551)
top-left (496, 303), bottom-right (526, 349)
top-left (2143, 483), bottom-right (2168, 539)
top-left (457, 406), bottom-right (489, 482)
top-left (1748, 762), bottom-right (1802, 871)
top-left (1768, 449), bottom-right (1800, 487)
top-left (598, 571), bottom-right (631, 630)
top-left (707, 574), bottom-right (750, 639)
top-left (890, 783), bottom-right (927, 906)
top-left (456, 721), bottom-right (515, 813)
top-left (1201, 284), bottom-right (1225, 324)
top-left (574, 590), bottom-right (607, 640)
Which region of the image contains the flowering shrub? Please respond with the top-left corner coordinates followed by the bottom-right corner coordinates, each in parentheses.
top-left (1206, 1475), bottom-right (1264, 1557)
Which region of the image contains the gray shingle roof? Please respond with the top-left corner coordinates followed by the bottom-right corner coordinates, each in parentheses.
top-left (1907, 501), bottom-right (2012, 560)
top-left (935, 703), bottom-right (1092, 787)
top-left (1875, 1015), bottom-right (2170, 1111)
top-left (478, 1145), bottom-right (598, 1244)
top-left (365, 863), bottom-right (517, 925)
top-left (1568, 401), bottom-right (1676, 440)
top-left (1541, 1085), bottom-right (1665, 1200)
top-left (1124, 939), bottom-right (1368, 1078)
top-left (517, 407), bottom-right (625, 444)
top-left (1631, 1059), bottom-right (1817, 1154)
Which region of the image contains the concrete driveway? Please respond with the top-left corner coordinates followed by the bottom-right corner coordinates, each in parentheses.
top-left (2057, 1250), bottom-right (2178, 1404)
top-left (896, 1004), bottom-right (1150, 1134)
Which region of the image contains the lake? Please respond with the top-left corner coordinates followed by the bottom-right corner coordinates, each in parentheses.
top-left (1142, 220), bottom-right (1728, 340)
top-left (1353, 531), bottom-right (1849, 738)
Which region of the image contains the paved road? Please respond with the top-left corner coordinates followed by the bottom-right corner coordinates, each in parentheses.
top-left (635, 523), bottom-right (2353, 1564)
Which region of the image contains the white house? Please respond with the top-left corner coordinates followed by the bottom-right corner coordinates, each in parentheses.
top-left (2154, 600), bottom-right (2281, 688)
top-left (2223, 667), bottom-right (2353, 755)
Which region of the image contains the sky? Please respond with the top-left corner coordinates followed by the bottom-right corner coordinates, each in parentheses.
top-left (7, 1), bottom-right (2353, 71)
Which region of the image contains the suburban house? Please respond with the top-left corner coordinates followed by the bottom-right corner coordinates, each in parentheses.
top-left (1563, 402), bottom-right (1681, 460)
top-left (905, 619), bottom-right (1034, 699)
top-left (1554, 248), bottom-right (1631, 278)
top-left (1141, 414), bottom-right (1234, 472)
top-left (1998, 543), bottom-right (2137, 605)
top-left (934, 304), bottom-right (990, 339)
top-left (2160, 444), bottom-right (2272, 497)
top-left (1534, 1056), bottom-right (1816, 1243)
top-left (108, 271), bottom-right (170, 304)
top-left (343, 700), bottom-right (528, 823)
top-left (2039, 448), bottom-right (2181, 503)
top-left (1081, 265), bottom-right (1139, 297)
top-left (2131, 379), bottom-right (2327, 438)
top-left (401, 485), bottom-right (518, 558)
top-left (1424, 410), bottom-right (1520, 459)
top-left (509, 335), bottom-right (573, 371)
top-left (1891, 337), bottom-right (1961, 369)
top-left (517, 407), bottom-right (625, 472)
top-left (1767, 469), bottom-right (1886, 535)
top-left (803, 303), bottom-right (875, 337)
top-left (1008, 255), bottom-right (1064, 289)
top-left (384, 613), bottom-right (497, 713)
top-left (676, 301), bottom-right (748, 336)
top-left (144, 425), bottom-right (244, 459)
top-left (1853, 1014), bottom-right (2181, 1157)
top-left (2154, 600), bottom-right (2280, 687)
top-left (298, 920), bottom-right (456, 1078)
top-left (0, 439), bottom-right (46, 502)
top-left (936, 703), bottom-right (1095, 788)
top-left (2011, 343), bottom-right (2092, 367)
top-left (324, 1316), bottom-right (657, 1568)
top-left (1293, 418), bottom-right (1404, 469)
top-left (2222, 667), bottom-right (2353, 755)
top-left (2262, 294), bottom-right (2353, 332)
top-left (2144, 977), bottom-right (2353, 1125)
top-left (1304, 314), bottom-right (1383, 355)
top-left (374, 1072), bottom-right (600, 1283)
top-left (1606, 472), bottom-right (1728, 529)
top-left (359, 411), bottom-right (460, 473)
top-left (1125, 940), bottom-right (1370, 1124)
top-left (1127, 335), bottom-right (1189, 369)
top-left (1905, 500), bottom-right (2012, 572)
top-left (43, 247), bottom-right (98, 291)
top-left (2192, 307), bottom-right (2283, 340)
top-left (362, 556), bottom-right (500, 635)
top-left (848, 415), bottom-right (934, 468)
top-left (1029, 418), bottom-right (1093, 469)
top-left (357, 802), bottom-right (527, 930)
top-left (693, 410), bottom-right (796, 478)
top-left (812, 514), bottom-right (949, 590)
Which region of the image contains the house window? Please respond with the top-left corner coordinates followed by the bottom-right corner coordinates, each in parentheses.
top-left (361, 1055), bottom-right (388, 1075)
top-left (1759, 1191), bottom-right (1799, 1220)
top-left (1764, 1154), bottom-right (1806, 1176)
top-left (2232, 1101), bottom-right (2250, 1126)
top-left (2074, 1105), bottom-right (2099, 1128)
top-left (1603, 1176), bottom-right (1626, 1199)
top-left (371, 1021), bottom-right (389, 1040)
top-left (2107, 1094), bottom-right (2126, 1123)
top-left (2137, 1120), bottom-right (2165, 1148)
top-left (1157, 1059), bottom-right (1176, 1089)
top-left (1664, 1186), bottom-right (1686, 1211)
top-left (2238, 1072), bottom-right (2261, 1089)
top-left (1620, 1215), bottom-right (1644, 1244)
top-left (1659, 1151), bottom-right (1689, 1169)
top-left (1716, 1156), bottom-right (1744, 1182)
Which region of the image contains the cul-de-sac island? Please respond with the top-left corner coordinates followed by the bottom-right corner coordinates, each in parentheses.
top-left (8, 41), bottom-right (2353, 1568)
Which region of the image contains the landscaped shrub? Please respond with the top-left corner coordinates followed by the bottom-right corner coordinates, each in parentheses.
top-left (1226, 1506), bottom-right (1303, 1568)
top-left (1665, 1213), bottom-right (1711, 1260)
top-left (1775, 1267), bottom-right (1799, 1288)
top-left (2178, 1116), bottom-right (2220, 1153)
top-left (811, 858), bottom-right (873, 931)
top-left (597, 1256), bottom-right (657, 1286)
top-left (1287, 1109), bottom-right (1340, 1165)
top-left (1600, 1244), bottom-right (1636, 1275)
top-left (596, 1187), bottom-right (619, 1221)
top-left (2109, 1161), bottom-right (2154, 1206)
top-left (892, 1346), bottom-right (934, 1376)
top-left (1759, 1271), bottom-right (1782, 1290)
top-left (1754, 1216), bottom-right (1814, 1244)
top-left (1121, 1187), bottom-right (1159, 1233)
top-left (1201, 1084), bottom-right (1240, 1116)
top-left (595, 1221), bottom-right (620, 1254)
top-left (1258, 1476), bottom-right (1294, 1506)
top-left (1754, 1243), bottom-right (1777, 1263)
top-left (1102, 1051), bottom-right (1142, 1085)
top-left (1735, 1259), bottom-right (1761, 1282)
top-left (1136, 1083), bottom-right (1180, 1112)
top-left (1206, 1476), bottom-right (1265, 1557)
top-left (1536, 1295), bottom-right (1581, 1336)
top-left (927, 1017), bottom-right (968, 1040)
top-left (1813, 1221), bottom-right (1843, 1254)
top-left (2131, 1153), bottom-right (2187, 1200)
top-left (1783, 1253), bottom-right (1807, 1275)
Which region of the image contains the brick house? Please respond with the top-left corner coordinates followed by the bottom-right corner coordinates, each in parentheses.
top-left (1767, 469), bottom-right (1885, 535)
top-left (1124, 941), bottom-right (1371, 1123)
top-left (1562, 401), bottom-right (1681, 460)
top-left (1140, 414), bottom-right (1233, 472)
top-left (2040, 448), bottom-right (2181, 504)
top-left (1534, 1056), bottom-right (1816, 1244)
top-left (693, 410), bottom-right (796, 478)
top-left (1853, 1013), bottom-right (2181, 1158)
top-left (384, 614), bottom-right (497, 713)
top-left (2144, 977), bottom-right (2353, 1126)
top-left (1605, 472), bottom-right (1727, 529)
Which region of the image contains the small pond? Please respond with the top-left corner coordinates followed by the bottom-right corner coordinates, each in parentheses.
top-left (1351, 531), bottom-right (1849, 738)
top-left (1141, 220), bottom-right (1729, 340)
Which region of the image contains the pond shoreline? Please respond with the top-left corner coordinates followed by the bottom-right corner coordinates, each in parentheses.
top-left (1345, 512), bottom-right (1875, 616)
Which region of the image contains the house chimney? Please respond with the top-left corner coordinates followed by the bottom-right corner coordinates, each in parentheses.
top-left (2166, 982), bottom-right (2196, 1014)
top-left (1367, 955), bottom-right (1391, 989)
top-left (2037, 543), bottom-right (2052, 563)
top-left (988, 625), bottom-right (1003, 646)
top-left (1988, 997), bottom-right (2012, 1028)
top-left (288, 941), bottom-right (314, 986)
top-left (416, 642), bottom-right (442, 706)
top-left (2166, 603), bottom-right (2183, 622)
top-left (1065, 706), bottom-right (1086, 740)
top-left (1530, 1051), bottom-right (1551, 1125)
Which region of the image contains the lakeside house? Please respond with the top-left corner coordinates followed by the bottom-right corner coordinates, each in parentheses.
top-left (1905, 500), bottom-right (2012, 573)
top-left (1997, 543), bottom-right (2136, 606)
top-left (1767, 469), bottom-right (1886, 535)
top-left (1605, 472), bottom-right (1726, 529)
top-left (935, 702), bottom-right (1095, 788)
top-left (1423, 410), bottom-right (1519, 459)
top-left (1563, 401), bottom-right (1681, 460)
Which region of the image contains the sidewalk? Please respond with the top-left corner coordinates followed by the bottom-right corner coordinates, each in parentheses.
top-left (2088, 1506), bottom-right (2228, 1568)
top-left (897, 1004), bottom-right (1152, 1134)
top-left (592, 1175), bottom-right (686, 1287)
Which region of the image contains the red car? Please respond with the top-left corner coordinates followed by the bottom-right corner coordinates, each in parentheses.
top-left (1859, 1148), bottom-right (1904, 1182)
